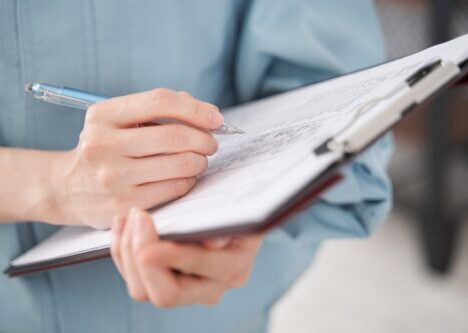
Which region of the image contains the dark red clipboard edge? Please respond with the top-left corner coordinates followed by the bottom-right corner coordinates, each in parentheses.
top-left (456, 59), bottom-right (468, 85)
top-left (456, 75), bottom-right (468, 86)
top-left (5, 58), bottom-right (468, 278)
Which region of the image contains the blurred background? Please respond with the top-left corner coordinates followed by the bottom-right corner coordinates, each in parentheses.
top-left (270, 0), bottom-right (468, 332)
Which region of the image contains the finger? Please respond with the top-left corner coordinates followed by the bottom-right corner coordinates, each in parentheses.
top-left (140, 259), bottom-right (226, 307)
top-left (118, 124), bottom-right (218, 157)
top-left (228, 235), bottom-right (263, 253)
top-left (130, 208), bottom-right (182, 307)
top-left (120, 207), bottom-right (148, 301)
top-left (133, 177), bottom-right (197, 209)
top-left (158, 235), bottom-right (262, 285)
top-left (148, 241), bottom-right (245, 285)
top-left (110, 215), bottom-right (126, 277)
top-left (203, 237), bottom-right (232, 250)
top-left (171, 275), bottom-right (226, 306)
top-left (91, 89), bottom-right (223, 129)
top-left (124, 152), bottom-right (208, 185)
top-left (131, 212), bottom-right (226, 307)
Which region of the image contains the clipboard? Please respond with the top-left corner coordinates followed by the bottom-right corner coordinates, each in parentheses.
top-left (5, 36), bottom-right (468, 278)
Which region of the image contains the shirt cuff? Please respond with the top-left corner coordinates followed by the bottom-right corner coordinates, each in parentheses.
top-left (275, 134), bottom-right (394, 244)
top-left (321, 134), bottom-right (394, 205)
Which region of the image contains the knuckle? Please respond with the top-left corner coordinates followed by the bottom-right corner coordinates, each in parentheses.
top-left (151, 88), bottom-right (172, 104)
top-left (96, 167), bottom-right (119, 188)
top-left (177, 91), bottom-right (192, 99)
top-left (78, 130), bottom-right (101, 160)
top-left (191, 102), bottom-right (206, 120)
top-left (85, 104), bottom-right (103, 123)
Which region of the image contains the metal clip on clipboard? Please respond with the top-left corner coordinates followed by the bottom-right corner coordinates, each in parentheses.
top-left (315, 59), bottom-right (461, 157)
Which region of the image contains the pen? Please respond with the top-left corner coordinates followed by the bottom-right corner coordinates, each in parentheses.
top-left (25, 82), bottom-right (245, 135)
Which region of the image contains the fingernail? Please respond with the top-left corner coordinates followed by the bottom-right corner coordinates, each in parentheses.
top-left (204, 237), bottom-right (231, 249)
top-left (112, 216), bottom-right (124, 236)
top-left (129, 207), bottom-right (138, 224)
top-left (134, 210), bottom-right (147, 232)
top-left (209, 110), bottom-right (224, 127)
top-left (111, 216), bottom-right (125, 244)
top-left (213, 237), bottom-right (231, 249)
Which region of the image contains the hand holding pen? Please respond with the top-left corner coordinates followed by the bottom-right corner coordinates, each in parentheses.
top-left (24, 84), bottom-right (241, 229)
top-left (26, 83), bottom-right (245, 135)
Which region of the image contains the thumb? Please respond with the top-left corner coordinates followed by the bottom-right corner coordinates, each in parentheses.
top-left (130, 207), bottom-right (160, 250)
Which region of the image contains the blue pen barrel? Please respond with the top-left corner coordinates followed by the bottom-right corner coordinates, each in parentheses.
top-left (26, 83), bottom-right (107, 110)
top-left (25, 82), bottom-right (244, 134)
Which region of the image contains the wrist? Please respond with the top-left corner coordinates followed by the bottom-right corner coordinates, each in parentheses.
top-left (29, 150), bottom-right (69, 224)
top-left (11, 148), bottom-right (66, 223)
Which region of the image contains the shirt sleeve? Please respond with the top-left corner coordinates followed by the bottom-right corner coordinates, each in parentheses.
top-left (234, 0), bottom-right (393, 245)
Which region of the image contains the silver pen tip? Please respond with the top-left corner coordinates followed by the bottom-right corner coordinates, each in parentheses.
top-left (234, 128), bottom-right (246, 134)
top-left (225, 123), bottom-right (246, 135)
top-left (213, 122), bottom-right (246, 135)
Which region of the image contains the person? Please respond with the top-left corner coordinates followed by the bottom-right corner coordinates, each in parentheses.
top-left (0, 1), bottom-right (393, 332)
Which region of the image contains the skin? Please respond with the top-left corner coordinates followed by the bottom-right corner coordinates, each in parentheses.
top-left (0, 88), bottom-right (263, 306)
top-left (0, 88), bottom-right (221, 228)
top-left (111, 207), bottom-right (263, 307)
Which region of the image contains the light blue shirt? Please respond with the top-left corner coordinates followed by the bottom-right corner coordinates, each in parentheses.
top-left (0, 1), bottom-right (392, 332)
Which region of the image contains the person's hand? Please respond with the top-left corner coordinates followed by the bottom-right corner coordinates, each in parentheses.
top-left (111, 207), bottom-right (263, 308)
top-left (43, 89), bottom-right (222, 228)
